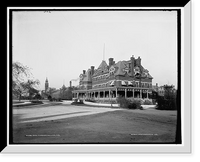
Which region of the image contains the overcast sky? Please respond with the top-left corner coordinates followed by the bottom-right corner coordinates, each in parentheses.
top-left (12, 10), bottom-right (177, 90)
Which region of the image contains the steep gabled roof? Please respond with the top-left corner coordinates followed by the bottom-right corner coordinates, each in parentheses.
top-left (98, 60), bottom-right (108, 69)
top-left (91, 57), bottom-right (153, 79)
top-left (114, 61), bottom-right (125, 76)
top-left (114, 61), bottom-right (130, 76)
top-left (93, 60), bottom-right (109, 76)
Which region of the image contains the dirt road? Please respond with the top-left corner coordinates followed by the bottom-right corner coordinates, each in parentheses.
top-left (12, 103), bottom-right (177, 144)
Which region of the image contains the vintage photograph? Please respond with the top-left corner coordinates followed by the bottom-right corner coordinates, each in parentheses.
top-left (11, 9), bottom-right (180, 144)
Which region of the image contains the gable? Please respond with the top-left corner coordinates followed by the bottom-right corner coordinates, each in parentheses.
top-left (93, 60), bottom-right (109, 76)
top-left (114, 61), bottom-right (131, 76)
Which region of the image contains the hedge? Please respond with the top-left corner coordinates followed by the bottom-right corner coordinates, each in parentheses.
top-left (156, 96), bottom-right (177, 110)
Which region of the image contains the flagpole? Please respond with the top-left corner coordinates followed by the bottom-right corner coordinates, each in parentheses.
top-left (103, 43), bottom-right (105, 61)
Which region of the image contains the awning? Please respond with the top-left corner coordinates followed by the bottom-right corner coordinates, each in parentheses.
top-left (121, 80), bottom-right (127, 86)
top-left (110, 80), bottom-right (115, 86)
top-left (127, 81), bottom-right (133, 86)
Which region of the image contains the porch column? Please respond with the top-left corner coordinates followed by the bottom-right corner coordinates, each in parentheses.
top-left (116, 88), bottom-right (118, 98)
top-left (103, 91), bottom-right (105, 98)
top-left (125, 88), bottom-right (127, 98)
top-left (98, 91), bottom-right (100, 98)
top-left (147, 90), bottom-right (149, 99)
top-left (109, 90), bottom-right (111, 98)
top-left (133, 89), bottom-right (134, 98)
top-left (140, 90), bottom-right (142, 98)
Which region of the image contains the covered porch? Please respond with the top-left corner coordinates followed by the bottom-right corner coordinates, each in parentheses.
top-left (72, 87), bottom-right (152, 101)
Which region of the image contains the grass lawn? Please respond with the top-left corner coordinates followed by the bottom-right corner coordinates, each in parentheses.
top-left (12, 106), bottom-right (177, 144)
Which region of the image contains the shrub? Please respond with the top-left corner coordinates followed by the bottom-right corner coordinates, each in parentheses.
top-left (31, 100), bottom-right (43, 104)
top-left (33, 93), bottom-right (42, 100)
top-left (96, 99), bottom-right (117, 104)
top-left (109, 100), bottom-right (117, 104)
top-left (57, 98), bottom-right (62, 102)
top-left (116, 97), bottom-right (129, 108)
top-left (128, 98), bottom-right (142, 109)
top-left (143, 99), bottom-right (153, 105)
top-left (73, 98), bottom-right (78, 102)
top-left (152, 99), bottom-right (157, 105)
top-left (48, 95), bottom-right (52, 101)
top-left (85, 99), bottom-right (96, 103)
top-left (116, 97), bottom-right (142, 109)
top-left (155, 85), bottom-right (177, 110)
top-left (156, 96), bottom-right (176, 110)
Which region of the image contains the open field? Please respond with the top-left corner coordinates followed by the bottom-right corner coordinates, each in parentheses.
top-left (12, 102), bottom-right (177, 144)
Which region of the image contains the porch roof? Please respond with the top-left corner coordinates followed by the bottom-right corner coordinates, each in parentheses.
top-left (72, 86), bottom-right (153, 93)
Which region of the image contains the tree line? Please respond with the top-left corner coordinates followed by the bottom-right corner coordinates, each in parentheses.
top-left (13, 61), bottom-right (75, 101)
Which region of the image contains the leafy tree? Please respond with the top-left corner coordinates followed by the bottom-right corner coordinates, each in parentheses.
top-left (48, 95), bottom-right (52, 101)
top-left (13, 62), bottom-right (31, 84)
top-left (156, 84), bottom-right (177, 110)
top-left (34, 93), bottom-right (42, 100)
top-left (12, 81), bottom-right (24, 101)
top-left (12, 62), bottom-right (32, 101)
top-left (46, 87), bottom-right (55, 96)
top-left (12, 62), bottom-right (40, 101)
top-left (64, 89), bottom-right (73, 100)
top-left (163, 85), bottom-right (176, 100)
top-left (21, 79), bottom-right (40, 100)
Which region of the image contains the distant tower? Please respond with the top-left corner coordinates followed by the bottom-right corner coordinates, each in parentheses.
top-left (45, 77), bottom-right (49, 93)
top-left (70, 81), bottom-right (72, 88)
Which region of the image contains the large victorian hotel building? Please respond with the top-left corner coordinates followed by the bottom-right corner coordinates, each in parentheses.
top-left (72, 55), bottom-right (153, 101)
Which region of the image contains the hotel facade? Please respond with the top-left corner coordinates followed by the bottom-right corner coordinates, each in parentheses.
top-left (72, 55), bottom-right (153, 101)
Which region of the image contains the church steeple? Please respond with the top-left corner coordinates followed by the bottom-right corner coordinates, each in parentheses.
top-left (45, 77), bottom-right (49, 93)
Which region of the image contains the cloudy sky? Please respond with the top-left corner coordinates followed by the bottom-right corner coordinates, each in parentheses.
top-left (12, 10), bottom-right (177, 90)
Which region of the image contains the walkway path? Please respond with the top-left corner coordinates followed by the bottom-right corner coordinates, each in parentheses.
top-left (13, 101), bottom-right (121, 124)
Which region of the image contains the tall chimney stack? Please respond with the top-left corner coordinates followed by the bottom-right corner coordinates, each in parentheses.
top-left (70, 81), bottom-right (72, 87)
top-left (130, 55), bottom-right (135, 76)
top-left (109, 58), bottom-right (114, 67)
top-left (83, 70), bottom-right (86, 75)
top-left (91, 66), bottom-right (94, 75)
top-left (136, 56), bottom-right (141, 66)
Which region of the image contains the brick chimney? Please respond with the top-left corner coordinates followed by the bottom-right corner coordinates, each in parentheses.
top-left (109, 58), bottom-right (114, 67)
top-left (130, 55), bottom-right (135, 76)
top-left (91, 66), bottom-right (95, 75)
top-left (69, 81), bottom-right (72, 87)
top-left (136, 56), bottom-right (141, 66)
